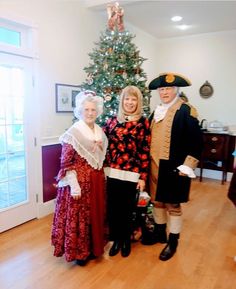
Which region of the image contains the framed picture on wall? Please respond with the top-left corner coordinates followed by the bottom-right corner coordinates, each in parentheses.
top-left (55, 83), bottom-right (80, 112)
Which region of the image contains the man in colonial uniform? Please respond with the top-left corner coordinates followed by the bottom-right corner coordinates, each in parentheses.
top-left (148, 73), bottom-right (203, 261)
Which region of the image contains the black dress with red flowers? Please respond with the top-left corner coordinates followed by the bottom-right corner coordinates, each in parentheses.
top-left (103, 116), bottom-right (151, 242)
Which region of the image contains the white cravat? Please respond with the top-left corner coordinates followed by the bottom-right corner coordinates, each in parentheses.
top-left (154, 96), bottom-right (178, 123)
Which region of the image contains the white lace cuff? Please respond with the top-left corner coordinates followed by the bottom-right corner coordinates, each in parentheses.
top-left (58, 170), bottom-right (81, 196)
top-left (177, 165), bottom-right (196, 178)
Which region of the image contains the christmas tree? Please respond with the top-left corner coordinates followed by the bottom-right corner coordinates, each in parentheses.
top-left (78, 2), bottom-right (151, 125)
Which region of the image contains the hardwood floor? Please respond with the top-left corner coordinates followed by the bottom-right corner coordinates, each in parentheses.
top-left (0, 178), bottom-right (236, 289)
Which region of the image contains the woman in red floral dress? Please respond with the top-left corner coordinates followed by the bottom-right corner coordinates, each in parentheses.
top-left (51, 91), bottom-right (108, 266)
top-left (103, 86), bottom-right (151, 257)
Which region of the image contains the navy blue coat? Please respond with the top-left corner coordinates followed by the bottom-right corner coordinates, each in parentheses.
top-left (150, 103), bottom-right (203, 203)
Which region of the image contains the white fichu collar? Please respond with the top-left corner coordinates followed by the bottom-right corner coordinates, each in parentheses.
top-left (154, 96), bottom-right (179, 123)
top-left (74, 119), bottom-right (101, 142)
top-left (59, 119), bottom-right (108, 169)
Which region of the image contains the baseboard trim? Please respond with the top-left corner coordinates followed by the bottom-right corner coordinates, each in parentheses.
top-left (37, 199), bottom-right (55, 218)
top-left (195, 168), bottom-right (232, 182)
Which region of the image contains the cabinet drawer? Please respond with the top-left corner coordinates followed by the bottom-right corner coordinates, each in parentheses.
top-left (202, 134), bottom-right (229, 160)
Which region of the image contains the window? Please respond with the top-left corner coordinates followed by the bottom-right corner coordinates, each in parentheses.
top-left (0, 27), bottom-right (21, 47)
top-left (0, 18), bottom-right (35, 58)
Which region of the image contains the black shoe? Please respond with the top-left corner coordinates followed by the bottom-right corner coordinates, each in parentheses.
top-left (76, 259), bottom-right (88, 266)
top-left (109, 241), bottom-right (120, 256)
top-left (159, 233), bottom-right (179, 261)
top-left (121, 240), bottom-right (131, 257)
top-left (159, 244), bottom-right (176, 261)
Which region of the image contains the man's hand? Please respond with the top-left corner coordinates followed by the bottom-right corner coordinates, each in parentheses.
top-left (178, 171), bottom-right (187, 177)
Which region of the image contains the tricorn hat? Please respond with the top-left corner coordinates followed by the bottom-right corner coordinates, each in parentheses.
top-left (149, 73), bottom-right (191, 90)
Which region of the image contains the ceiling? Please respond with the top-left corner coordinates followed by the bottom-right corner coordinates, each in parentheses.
top-left (84, 0), bottom-right (236, 39)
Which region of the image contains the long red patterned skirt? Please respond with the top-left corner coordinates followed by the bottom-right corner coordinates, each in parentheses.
top-left (51, 155), bottom-right (107, 262)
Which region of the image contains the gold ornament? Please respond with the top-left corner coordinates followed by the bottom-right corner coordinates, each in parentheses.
top-left (165, 74), bottom-right (175, 83)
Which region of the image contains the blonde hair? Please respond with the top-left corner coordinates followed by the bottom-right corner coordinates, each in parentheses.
top-left (117, 86), bottom-right (143, 123)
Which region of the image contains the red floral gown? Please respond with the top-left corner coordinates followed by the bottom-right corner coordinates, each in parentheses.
top-left (51, 143), bottom-right (107, 262)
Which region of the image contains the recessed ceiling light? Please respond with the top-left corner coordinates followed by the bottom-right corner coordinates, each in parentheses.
top-left (171, 16), bottom-right (183, 22)
top-left (177, 24), bottom-right (189, 30)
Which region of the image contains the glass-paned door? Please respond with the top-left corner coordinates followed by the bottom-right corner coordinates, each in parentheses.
top-left (0, 53), bottom-right (37, 232)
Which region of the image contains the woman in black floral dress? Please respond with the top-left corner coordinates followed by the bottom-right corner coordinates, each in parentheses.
top-left (103, 86), bottom-right (151, 257)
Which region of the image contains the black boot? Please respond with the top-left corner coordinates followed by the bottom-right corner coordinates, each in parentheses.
top-left (159, 233), bottom-right (179, 261)
top-left (121, 239), bottom-right (131, 257)
top-left (109, 240), bottom-right (120, 256)
top-left (141, 224), bottom-right (167, 245)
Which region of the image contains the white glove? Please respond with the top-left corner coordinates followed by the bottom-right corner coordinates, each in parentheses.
top-left (66, 170), bottom-right (81, 197)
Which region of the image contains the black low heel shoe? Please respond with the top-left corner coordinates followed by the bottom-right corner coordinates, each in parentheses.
top-left (76, 259), bottom-right (88, 266)
top-left (159, 233), bottom-right (179, 261)
top-left (109, 241), bottom-right (120, 256)
top-left (121, 240), bottom-right (131, 257)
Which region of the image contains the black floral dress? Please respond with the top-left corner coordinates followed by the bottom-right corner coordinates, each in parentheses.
top-left (103, 116), bottom-right (151, 241)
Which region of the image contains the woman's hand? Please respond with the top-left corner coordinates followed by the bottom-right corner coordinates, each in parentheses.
top-left (136, 179), bottom-right (145, 192)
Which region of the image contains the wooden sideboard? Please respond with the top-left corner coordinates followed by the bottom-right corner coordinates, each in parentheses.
top-left (199, 132), bottom-right (236, 184)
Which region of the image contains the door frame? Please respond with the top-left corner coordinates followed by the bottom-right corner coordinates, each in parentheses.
top-left (0, 52), bottom-right (40, 233)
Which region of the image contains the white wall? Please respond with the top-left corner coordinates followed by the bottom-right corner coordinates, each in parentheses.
top-left (153, 30), bottom-right (236, 128)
